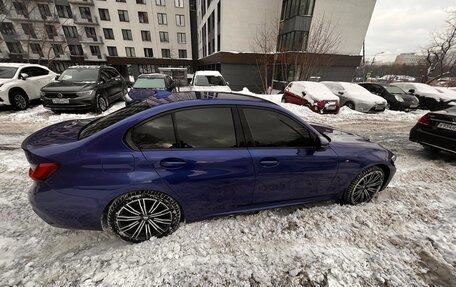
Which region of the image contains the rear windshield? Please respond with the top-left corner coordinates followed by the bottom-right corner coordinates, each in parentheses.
top-left (194, 75), bottom-right (226, 86)
top-left (133, 78), bottom-right (166, 89)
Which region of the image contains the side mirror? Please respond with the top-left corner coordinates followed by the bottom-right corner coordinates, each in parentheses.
top-left (226, 81), bottom-right (230, 86)
top-left (316, 136), bottom-right (329, 151)
top-left (54, 75), bottom-right (60, 81)
top-left (302, 91), bottom-right (306, 97)
top-left (169, 81), bottom-right (176, 90)
top-left (408, 89), bottom-right (415, 94)
top-left (20, 73), bottom-right (29, 80)
top-left (338, 91), bottom-right (344, 95)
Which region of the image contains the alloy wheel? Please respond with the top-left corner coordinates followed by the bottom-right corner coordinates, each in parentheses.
top-left (350, 169), bottom-right (384, 204)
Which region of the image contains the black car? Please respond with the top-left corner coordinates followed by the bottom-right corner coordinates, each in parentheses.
top-left (124, 73), bottom-right (175, 106)
top-left (41, 66), bottom-right (126, 113)
top-left (359, 83), bottom-right (419, 111)
top-left (410, 106), bottom-right (456, 154)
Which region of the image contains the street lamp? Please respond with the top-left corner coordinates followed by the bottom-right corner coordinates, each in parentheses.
top-left (368, 51), bottom-right (384, 81)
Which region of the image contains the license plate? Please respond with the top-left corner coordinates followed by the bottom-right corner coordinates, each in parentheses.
top-left (52, 98), bottom-right (69, 104)
top-left (326, 105), bottom-right (336, 110)
top-left (437, 122), bottom-right (456, 131)
top-left (409, 105), bottom-right (418, 108)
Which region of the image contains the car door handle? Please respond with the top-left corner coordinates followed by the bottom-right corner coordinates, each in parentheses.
top-left (160, 158), bottom-right (187, 168)
top-left (259, 158), bottom-right (279, 167)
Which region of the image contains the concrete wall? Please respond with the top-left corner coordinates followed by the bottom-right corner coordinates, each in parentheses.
top-left (221, 64), bottom-right (265, 93)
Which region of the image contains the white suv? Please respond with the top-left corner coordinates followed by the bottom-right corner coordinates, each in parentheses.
top-left (190, 71), bottom-right (232, 92)
top-left (0, 63), bottom-right (57, 110)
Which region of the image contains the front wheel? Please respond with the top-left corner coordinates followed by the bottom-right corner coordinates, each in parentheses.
top-left (10, 91), bottom-right (29, 110)
top-left (95, 94), bottom-right (108, 113)
top-left (107, 191), bottom-right (182, 243)
top-left (343, 167), bottom-right (385, 205)
top-left (345, 101), bottom-right (355, 110)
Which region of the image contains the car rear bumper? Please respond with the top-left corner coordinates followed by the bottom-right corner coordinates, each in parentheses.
top-left (410, 124), bottom-right (456, 154)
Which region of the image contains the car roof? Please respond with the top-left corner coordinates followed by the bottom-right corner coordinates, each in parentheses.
top-left (138, 73), bottom-right (167, 79)
top-left (0, 63), bottom-right (46, 68)
top-left (68, 65), bottom-right (104, 69)
top-left (194, 70), bottom-right (223, 77)
top-left (143, 91), bottom-right (272, 105)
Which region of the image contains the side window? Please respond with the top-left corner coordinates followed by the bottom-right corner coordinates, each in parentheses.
top-left (131, 114), bottom-right (176, 149)
top-left (100, 70), bottom-right (110, 81)
top-left (19, 67), bottom-right (36, 77)
top-left (33, 67), bottom-right (49, 76)
top-left (174, 107), bottom-right (237, 148)
top-left (243, 108), bottom-right (313, 147)
top-left (107, 68), bottom-right (119, 78)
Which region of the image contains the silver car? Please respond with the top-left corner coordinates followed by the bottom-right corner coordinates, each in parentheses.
top-left (321, 81), bottom-right (387, 113)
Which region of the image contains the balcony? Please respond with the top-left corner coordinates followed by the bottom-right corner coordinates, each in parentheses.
top-left (6, 10), bottom-right (59, 23)
top-left (69, 0), bottom-right (95, 6)
top-left (79, 35), bottom-right (104, 44)
top-left (73, 15), bottom-right (99, 25)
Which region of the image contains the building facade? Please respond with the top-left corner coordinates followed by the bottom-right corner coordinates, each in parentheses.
top-left (0, 0), bottom-right (193, 77)
top-left (195, 0), bottom-right (376, 92)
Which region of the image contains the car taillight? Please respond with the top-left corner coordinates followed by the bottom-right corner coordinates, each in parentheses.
top-left (418, 114), bottom-right (431, 125)
top-left (29, 163), bottom-right (59, 181)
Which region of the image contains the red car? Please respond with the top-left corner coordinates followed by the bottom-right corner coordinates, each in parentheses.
top-left (282, 81), bottom-right (340, 114)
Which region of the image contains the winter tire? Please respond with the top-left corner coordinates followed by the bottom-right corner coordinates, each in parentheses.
top-left (107, 190), bottom-right (182, 243)
top-left (95, 94), bottom-right (108, 113)
top-left (343, 166), bottom-right (385, 205)
top-left (10, 91), bottom-right (29, 110)
top-left (345, 101), bottom-right (355, 110)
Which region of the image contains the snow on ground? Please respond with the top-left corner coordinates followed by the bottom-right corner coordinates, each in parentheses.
top-left (0, 100), bottom-right (455, 287)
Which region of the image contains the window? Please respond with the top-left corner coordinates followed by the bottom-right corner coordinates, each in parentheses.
top-left (118, 10), bottom-right (129, 22)
top-left (161, 49), bottom-right (170, 58)
top-left (174, 108), bottom-right (237, 148)
top-left (20, 66), bottom-right (49, 77)
top-left (85, 27), bottom-right (97, 39)
top-left (281, 0), bottom-right (315, 20)
top-left (63, 26), bottom-right (78, 38)
top-left (126, 47), bottom-right (136, 57)
top-left (90, 46), bottom-right (101, 57)
top-left (243, 108), bottom-right (313, 147)
top-left (122, 29), bottom-right (133, 40)
top-left (116, 0), bottom-right (126, 2)
top-left (68, 44), bottom-right (83, 56)
top-left (141, 30), bottom-right (151, 41)
top-left (29, 43), bottom-right (43, 56)
top-left (21, 23), bottom-right (36, 38)
top-left (178, 49), bottom-right (187, 58)
top-left (79, 7), bottom-right (92, 19)
top-left (103, 28), bottom-right (114, 40)
top-left (52, 44), bottom-right (63, 58)
top-left (156, 0), bottom-right (165, 6)
top-left (0, 23), bottom-right (15, 35)
top-left (144, 48), bottom-right (153, 58)
top-left (6, 42), bottom-right (23, 54)
top-left (107, 46), bottom-right (118, 56)
top-left (137, 0), bottom-right (146, 3)
top-left (157, 13), bottom-right (167, 25)
top-left (177, 32), bottom-right (186, 44)
top-left (159, 31), bottom-right (169, 42)
top-left (45, 25), bottom-right (58, 38)
top-left (175, 14), bottom-right (185, 26)
top-left (131, 114), bottom-right (176, 149)
top-left (138, 11), bottom-right (148, 23)
top-left (175, 0), bottom-right (184, 7)
top-left (99, 8), bottom-right (110, 21)
top-left (38, 4), bottom-right (51, 18)
top-left (56, 5), bottom-right (72, 18)
top-left (13, 1), bottom-right (27, 17)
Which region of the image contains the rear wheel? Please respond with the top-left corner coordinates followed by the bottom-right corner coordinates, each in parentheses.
top-left (107, 191), bottom-right (182, 243)
top-left (345, 101), bottom-right (355, 110)
top-left (95, 94), bottom-right (108, 113)
top-left (10, 91), bottom-right (29, 110)
top-left (343, 167), bottom-right (385, 205)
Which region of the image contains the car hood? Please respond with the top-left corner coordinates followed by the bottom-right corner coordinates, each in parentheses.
top-left (41, 81), bottom-right (97, 92)
top-left (128, 88), bottom-right (171, 100)
top-left (307, 90), bottom-right (339, 101)
top-left (345, 91), bottom-right (387, 104)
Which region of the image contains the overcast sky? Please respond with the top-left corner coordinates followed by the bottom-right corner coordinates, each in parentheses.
top-left (364, 0), bottom-right (456, 63)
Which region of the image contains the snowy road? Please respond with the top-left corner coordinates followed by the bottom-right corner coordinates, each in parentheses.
top-left (0, 102), bottom-right (455, 286)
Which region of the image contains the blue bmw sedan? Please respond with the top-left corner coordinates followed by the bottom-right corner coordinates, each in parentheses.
top-left (22, 92), bottom-right (396, 243)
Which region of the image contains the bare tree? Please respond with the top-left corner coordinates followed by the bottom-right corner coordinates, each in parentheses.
top-left (294, 14), bottom-right (341, 81)
top-left (423, 11), bottom-right (456, 83)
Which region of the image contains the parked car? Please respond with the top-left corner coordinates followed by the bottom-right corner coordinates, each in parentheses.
top-left (391, 82), bottom-right (456, 111)
top-left (124, 73), bottom-right (175, 106)
top-left (22, 92), bottom-right (396, 243)
top-left (322, 81), bottom-right (387, 113)
top-left (0, 63), bottom-right (57, 110)
top-left (282, 81), bottom-right (340, 114)
top-left (190, 70), bottom-right (231, 92)
top-left (410, 106), bottom-right (456, 155)
top-left (359, 83), bottom-right (419, 111)
top-left (40, 65), bottom-right (126, 113)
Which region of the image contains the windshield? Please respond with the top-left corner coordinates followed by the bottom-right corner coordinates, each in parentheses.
top-left (194, 75), bottom-right (226, 86)
top-left (341, 83), bottom-right (369, 94)
top-left (384, 85), bottom-right (406, 94)
top-left (133, 78), bottom-right (166, 89)
top-left (59, 68), bottom-right (99, 82)
top-left (0, 67), bottom-right (18, 79)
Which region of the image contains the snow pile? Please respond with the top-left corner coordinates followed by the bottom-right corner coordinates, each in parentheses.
top-left (236, 87), bottom-right (283, 104)
top-left (0, 95), bottom-right (455, 286)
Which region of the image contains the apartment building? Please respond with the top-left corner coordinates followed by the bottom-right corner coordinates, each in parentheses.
top-left (195, 0), bottom-right (376, 92)
top-left (0, 0), bottom-right (192, 77)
